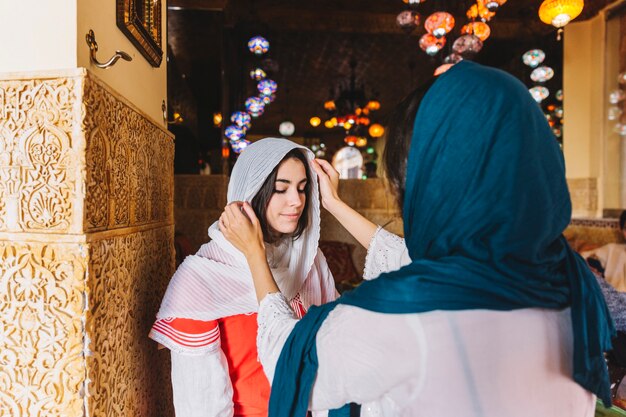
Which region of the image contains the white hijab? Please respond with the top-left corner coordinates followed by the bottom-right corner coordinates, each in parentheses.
top-left (156, 138), bottom-right (333, 321)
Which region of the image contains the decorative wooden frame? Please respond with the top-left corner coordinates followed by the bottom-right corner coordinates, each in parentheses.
top-left (116, 0), bottom-right (163, 67)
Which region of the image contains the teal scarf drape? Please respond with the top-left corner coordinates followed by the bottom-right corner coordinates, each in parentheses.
top-left (269, 61), bottom-right (615, 417)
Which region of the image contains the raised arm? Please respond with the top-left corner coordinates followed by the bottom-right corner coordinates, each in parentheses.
top-left (311, 159), bottom-right (378, 249)
top-left (219, 202), bottom-right (279, 302)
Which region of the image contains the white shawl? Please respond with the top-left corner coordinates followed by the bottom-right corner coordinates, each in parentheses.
top-left (155, 138), bottom-right (335, 321)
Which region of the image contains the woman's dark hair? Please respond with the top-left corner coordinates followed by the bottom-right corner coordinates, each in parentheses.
top-left (251, 148), bottom-right (311, 243)
top-left (620, 210), bottom-right (626, 231)
top-left (382, 79), bottom-right (435, 212)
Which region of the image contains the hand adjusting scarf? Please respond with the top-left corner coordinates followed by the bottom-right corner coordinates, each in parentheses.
top-left (153, 138), bottom-right (335, 338)
top-left (269, 61), bottom-right (616, 417)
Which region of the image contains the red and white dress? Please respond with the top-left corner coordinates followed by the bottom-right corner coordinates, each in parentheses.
top-left (150, 224), bottom-right (337, 417)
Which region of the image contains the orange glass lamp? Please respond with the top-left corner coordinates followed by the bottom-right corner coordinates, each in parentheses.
top-left (425, 12), bottom-right (455, 38)
top-left (324, 100), bottom-right (336, 111)
top-left (366, 100), bottom-right (381, 111)
top-left (538, 0), bottom-right (584, 28)
top-left (466, 3), bottom-right (495, 22)
top-left (461, 22), bottom-right (491, 42)
top-left (369, 124), bottom-right (385, 138)
top-left (310, 116), bottom-right (321, 127)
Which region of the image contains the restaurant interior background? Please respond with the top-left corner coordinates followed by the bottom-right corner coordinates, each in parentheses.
top-left (1, 0), bottom-right (626, 416)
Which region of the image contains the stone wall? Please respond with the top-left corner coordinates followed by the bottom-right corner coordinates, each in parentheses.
top-left (567, 178), bottom-right (598, 218)
top-left (0, 69), bottom-right (175, 417)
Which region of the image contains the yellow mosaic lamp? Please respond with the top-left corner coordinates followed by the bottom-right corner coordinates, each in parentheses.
top-left (538, 0), bottom-right (584, 28)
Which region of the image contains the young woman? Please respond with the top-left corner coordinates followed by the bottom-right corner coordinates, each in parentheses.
top-left (220, 62), bottom-right (615, 417)
top-left (150, 138), bottom-right (337, 417)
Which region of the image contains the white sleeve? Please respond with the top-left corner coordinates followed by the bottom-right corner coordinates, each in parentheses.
top-left (256, 292), bottom-right (299, 382)
top-left (363, 227), bottom-right (411, 280)
top-left (171, 349), bottom-right (234, 417)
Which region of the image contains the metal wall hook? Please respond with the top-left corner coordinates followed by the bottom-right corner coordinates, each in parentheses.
top-left (85, 29), bottom-right (132, 69)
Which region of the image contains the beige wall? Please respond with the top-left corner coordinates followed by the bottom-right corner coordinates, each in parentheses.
top-left (0, 0), bottom-right (78, 71)
top-left (0, 0), bottom-right (167, 125)
top-left (77, 0), bottom-right (168, 125)
top-left (564, 6), bottom-right (625, 217)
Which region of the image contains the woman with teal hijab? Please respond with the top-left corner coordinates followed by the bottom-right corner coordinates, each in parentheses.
top-left (219, 61), bottom-right (615, 417)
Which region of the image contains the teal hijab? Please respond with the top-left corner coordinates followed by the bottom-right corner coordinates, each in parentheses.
top-left (268, 61), bottom-right (615, 417)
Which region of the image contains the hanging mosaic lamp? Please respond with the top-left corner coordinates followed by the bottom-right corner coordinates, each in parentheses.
top-left (232, 139), bottom-right (251, 154)
top-left (452, 35), bottom-right (483, 54)
top-left (279, 121), bottom-right (295, 137)
top-left (366, 100), bottom-right (381, 111)
top-left (613, 123), bottom-right (626, 136)
top-left (369, 124), bottom-right (385, 138)
top-left (344, 135), bottom-right (358, 146)
top-left (484, 0), bottom-right (507, 12)
top-left (538, 0), bottom-right (584, 28)
top-left (425, 12), bottom-right (455, 38)
top-left (609, 89), bottom-right (626, 104)
top-left (310, 116), bottom-right (321, 127)
top-left (434, 63), bottom-right (455, 76)
top-left (260, 93), bottom-right (276, 105)
top-left (461, 22), bottom-right (491, 41)
top-left (419, 33), bottom-right (446, 56)
top-left (250, 68), bottom-right (267, 81)
top-left (225, 125), bottom-right (245, 141)
top-left (522, 49), bottom-right (546, 68)
top-left (396, 10), bottom-right (421, 31)
top-left (248, 36), bottom-right (270, 55)
top-left (556, 89), bottom-right (564, 101)
top-left (530, 66), bottom-right (555, 82)
top-left (444, 53), bottom-right (464, 64)
top-left (608, 106), bottom-right (623, 121)
top-left (554, 106), bottom-right (564, 118)
top-left (230, 111), bottom-right (252, 131)
top-left (552, 127), bottom-right (562, 138)
top-left (245, 97), bottom-right (265, 118)
top-left (529, 86), bottom-right (550, 103)
top-left (257, 79), bottom-right (278, 96)
top-left (466, 3), bottom-right (495, 22)
top-left (619, 72), bottom-right (626, 85)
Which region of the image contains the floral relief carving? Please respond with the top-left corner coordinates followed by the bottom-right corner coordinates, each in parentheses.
top-left (19, 125), bottom-right (73, 230)
top-left (82, 77), bottom-right (173, 233)
top-left (111, 141), bottom-right (130, 227)
top-left (85, 127), bottom-right (109, 230)
top-left (0, 71), bottom-right (175, 417)
top-left (0, 241), bottom-right (87, 417)
top-left (0, 77), bottom-right (80, 233)
top-left (86, 226), bottom-right (175, 417)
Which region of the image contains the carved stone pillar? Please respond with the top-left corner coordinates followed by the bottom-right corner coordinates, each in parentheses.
top-left (0, 69), bottom-right (175, 417)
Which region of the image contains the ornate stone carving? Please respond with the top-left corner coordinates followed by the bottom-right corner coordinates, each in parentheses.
top-left (0, 70), bottom-right (175, 417)
top-left (0, 241), bottom-right (87, 417)
top-left (86, 226), bottom-right (175, 417)
top-left (0, 77), bottom-right (81, 234)
top-left (83, 77), bottom-right (174, 232)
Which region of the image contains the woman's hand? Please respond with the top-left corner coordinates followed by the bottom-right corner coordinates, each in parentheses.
top-left (312, 158), bottom-right (342, 211)
top-left (219, 201), bottom-right (280, 302)
top-left (312, 158), bottom-right (379, 249)
top-left (219, 202), bottom-right (265, 258)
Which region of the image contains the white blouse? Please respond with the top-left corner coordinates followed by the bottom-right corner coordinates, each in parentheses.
top-left (256, 228), bottom-right (596, 417)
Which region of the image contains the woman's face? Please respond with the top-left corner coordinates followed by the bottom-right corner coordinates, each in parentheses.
top-left (266, 157), bottom-right (307, 237)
